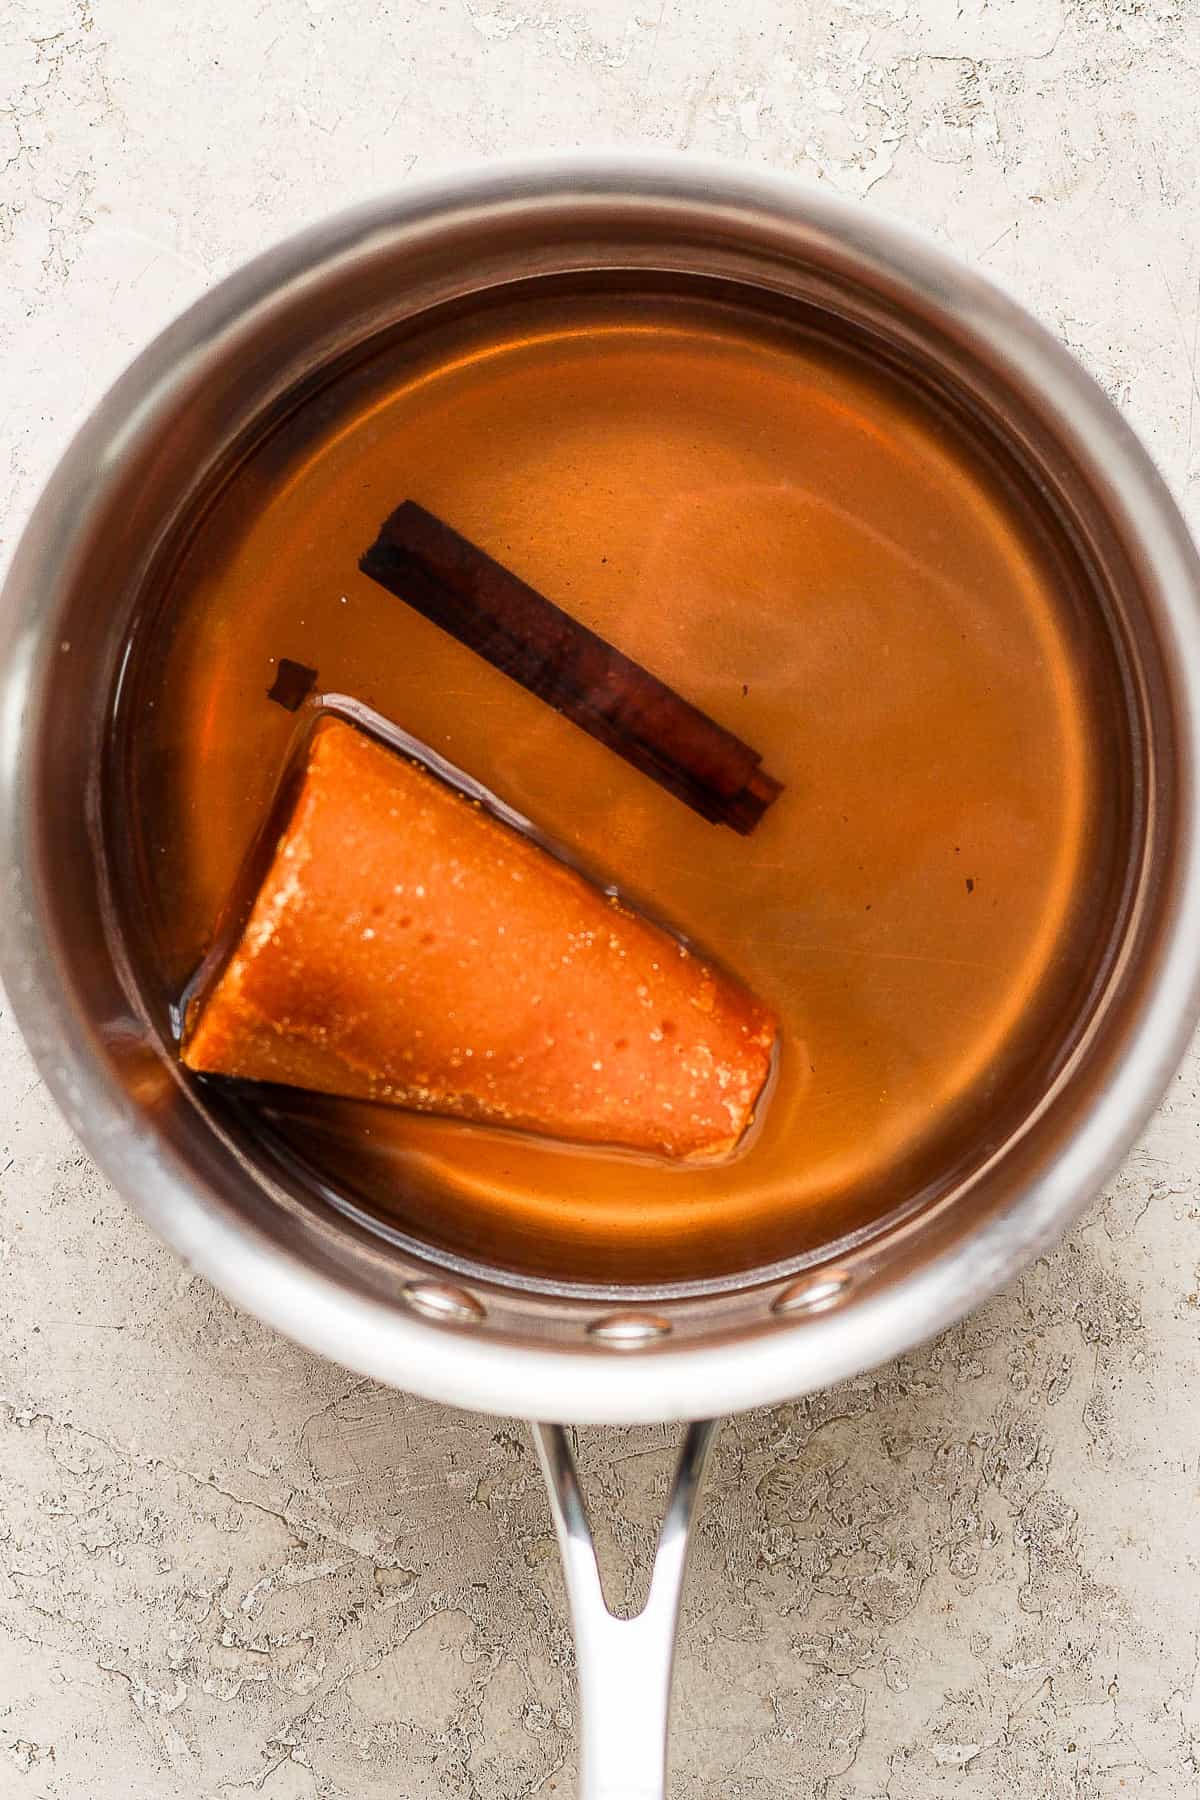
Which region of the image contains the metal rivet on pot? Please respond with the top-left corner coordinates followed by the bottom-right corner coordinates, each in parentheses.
top-left (403, 1280), bottom-right (486, 1326)
top-left (772, 1268), bottom-right (852, 1316)
top-left (587, 1311), bottom-right (672, 1348)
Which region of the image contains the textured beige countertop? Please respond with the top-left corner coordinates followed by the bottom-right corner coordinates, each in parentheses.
top-left (3, 1), bottom-right (1200, 1795)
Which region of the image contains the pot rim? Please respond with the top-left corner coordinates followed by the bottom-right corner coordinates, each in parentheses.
top-left (3, 151), bottom-right (1199, 1423)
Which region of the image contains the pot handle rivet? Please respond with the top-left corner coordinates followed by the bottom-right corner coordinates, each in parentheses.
top-left (402, 1279), bottom-right (486, 1325)
top-left (772, 1267), bottom-right (852, 1315)
top-left (586, 1311), bottom-right (671, 1347)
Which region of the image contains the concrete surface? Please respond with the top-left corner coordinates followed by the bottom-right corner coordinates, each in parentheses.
top-left (3, 0), bottom-right (1200, 1794)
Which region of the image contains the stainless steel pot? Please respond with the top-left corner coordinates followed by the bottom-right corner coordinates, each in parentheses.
top-left (3, 155), bottom-right (1200, 1798)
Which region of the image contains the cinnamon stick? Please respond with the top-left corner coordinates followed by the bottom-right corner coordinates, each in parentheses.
top-left (359, 502), bottom-right (782, 834)
top-left (267, 658), bottom-right (317, 712)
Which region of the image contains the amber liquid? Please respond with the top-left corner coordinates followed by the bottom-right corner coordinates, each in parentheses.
top-left (118, 283), bottom-right (1128, 1289)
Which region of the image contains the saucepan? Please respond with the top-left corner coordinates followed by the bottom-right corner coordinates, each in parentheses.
top-left (3, 156), bottom-right (1199, 1797)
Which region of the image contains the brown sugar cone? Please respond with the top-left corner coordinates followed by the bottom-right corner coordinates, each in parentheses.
top-left (182, 718), bottom-right (777, 1160)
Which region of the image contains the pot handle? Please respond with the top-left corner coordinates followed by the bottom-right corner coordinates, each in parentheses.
top-left (531, 1418), bottom-right (720, 1800)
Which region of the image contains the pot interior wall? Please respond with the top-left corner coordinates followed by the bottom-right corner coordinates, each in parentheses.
top-left (92, 259), bottom-right (1146, 1298)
